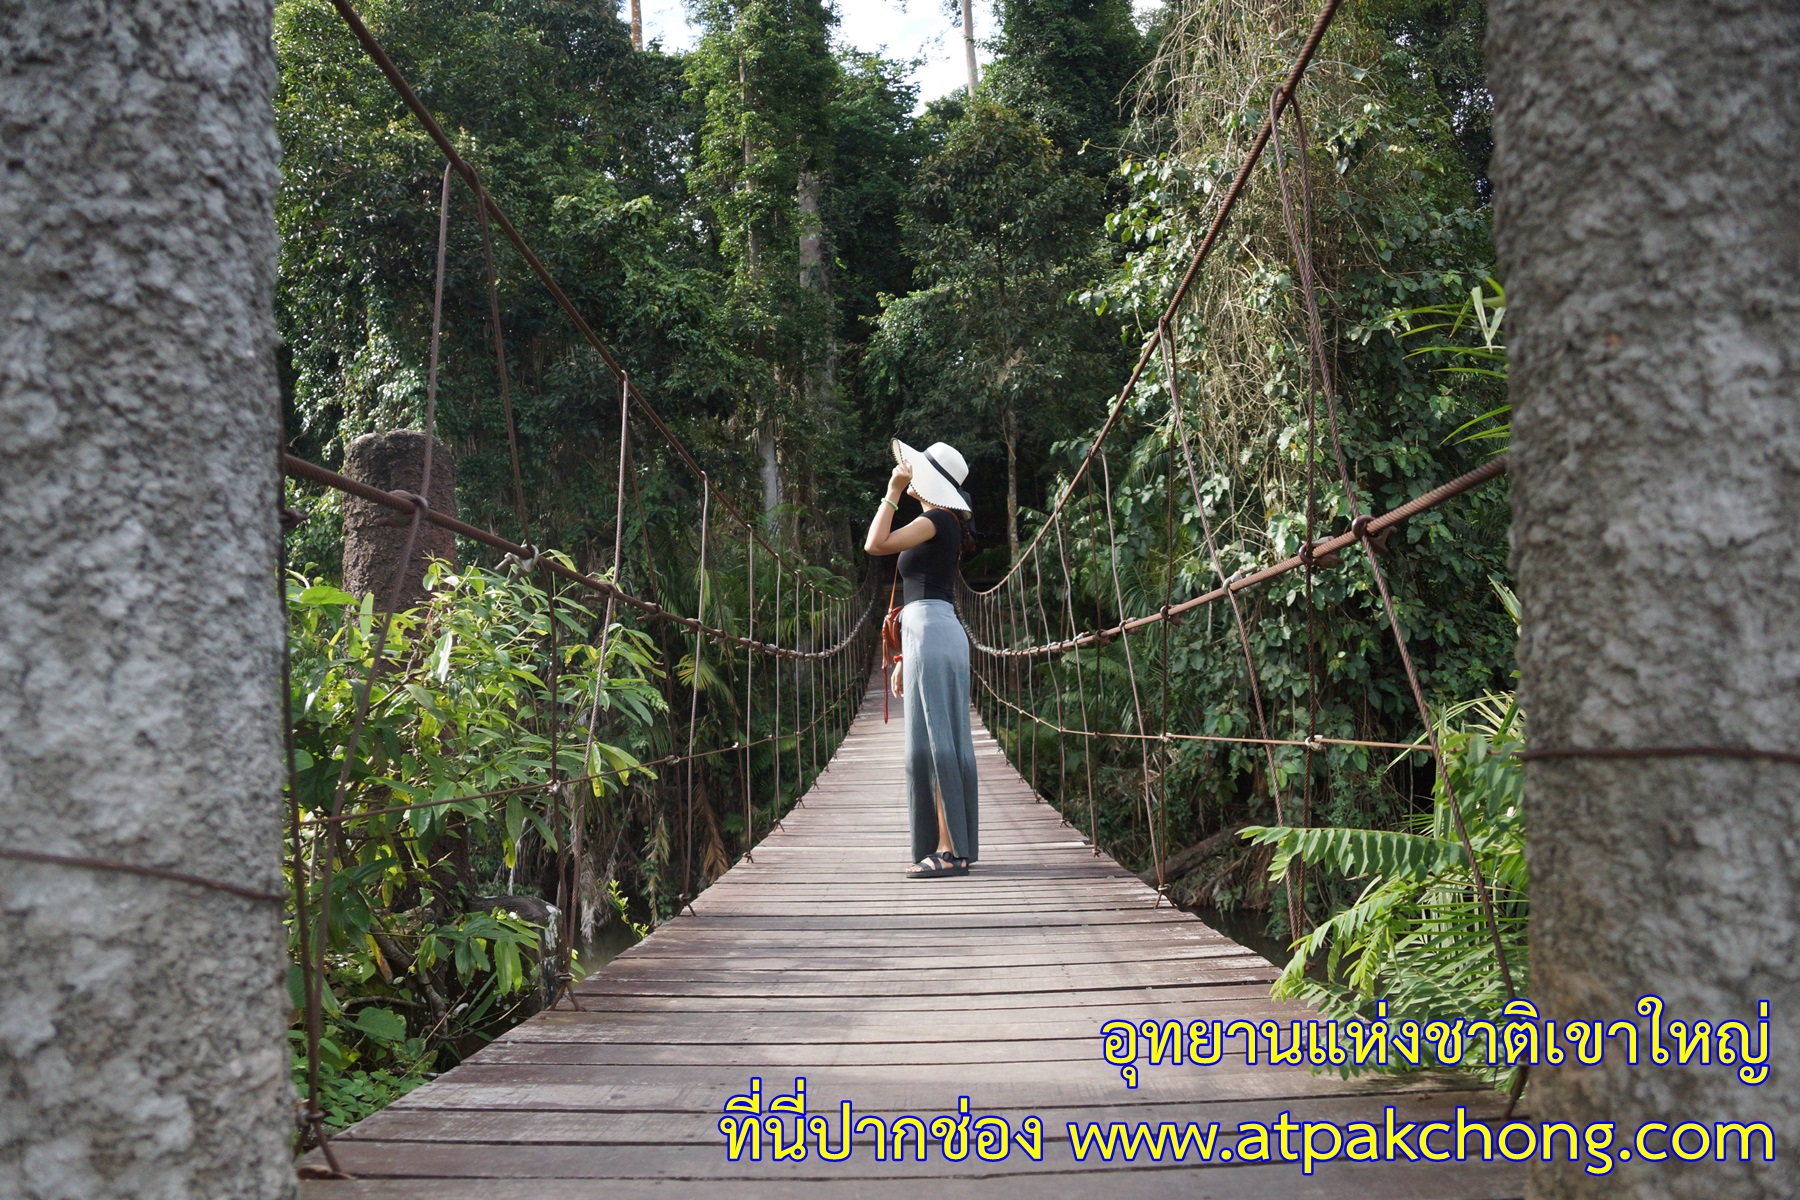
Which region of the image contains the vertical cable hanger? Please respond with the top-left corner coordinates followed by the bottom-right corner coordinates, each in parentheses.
top-left (1059, 493), bottom-right (1098, 852)
top-left (1163, 319), bottom-right (1298, 935)
top-left (560, 372), bottom-right (632, 1010)
top-left (1098, 449), bottom-right (1162, 895)
top-left (294, 162), bottom-right (455, 1180)
top-left (679, 478), bottom-right (710, 916)
top-left (772, 564), bottom-right (783, 830)
top-left (1031, 545), bottom-right (1069, 818)
top-left (743, 528), bottom-right (755, 862)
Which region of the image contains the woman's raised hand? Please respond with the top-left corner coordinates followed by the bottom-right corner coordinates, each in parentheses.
top-left (888, 460), bottom-right (913, 497)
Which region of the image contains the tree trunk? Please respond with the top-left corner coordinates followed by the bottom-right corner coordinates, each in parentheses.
top-left (629, 0), bottom-right (642, 52)
top-left (959, 0), bottom-right (978, 93)
top-left (1490, 4), bottom-right (1800, 1197)
top-left (797, 169), bottom-right (825, 292)
top-left (1004, 408), bottom-right (1020, 562)
top-left (0, 2), bottom-right (296, 1197)
top-left (739, 50), bottom-right (760, 275)
top-left (758, 417), bottom-right (782, 537)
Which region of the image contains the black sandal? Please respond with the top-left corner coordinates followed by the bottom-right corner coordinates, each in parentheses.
top-left (905, 852), bottom-right (960, 879)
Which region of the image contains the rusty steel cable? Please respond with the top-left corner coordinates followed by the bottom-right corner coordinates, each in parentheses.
top-left (0, 847), bottom-right (286, 904)
top-left (971, 457), bottom-right (1507, 659)
top-left (1053, 520), bottom-right (1100, 853)
top-left (279, 597), bottom-right (328, 1165)
top-left (563, 373), bottom-right (634, 1009)
top-left (1030, 545), bottom-right (1069, 813)
top-left (773, 569), bottom-right (782, 821)
top-left (1097, 449), bottom-right (1163, 892)
top-left (799, 572), bottom-right (806, 805)
top-left (1158, 424), bottom-right (1176, 885)
top-left (1268, 90), bottom-right (1514, 999)
top-left (680, 481), bottom-right (710, 912)
top-left (1165, 325), bottom-right (1299, 934)
top-left (743, 530), bottom-right (756, 862)
top-left (281, 455), bottom-right (872, 661)
top-left (1521, 746), bottom-right (1800, 766)
top-left (971, 674), bottom-right (1422, 753)
top-left (538, 561), bottom-right (583, 1012)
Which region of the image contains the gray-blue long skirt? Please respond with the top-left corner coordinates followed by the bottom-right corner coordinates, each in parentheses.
top-left (901, 598), bottom-right (979, 862)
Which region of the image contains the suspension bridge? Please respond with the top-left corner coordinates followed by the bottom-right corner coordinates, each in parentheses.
top-left (0, 0), bottom-right (1533, 1192)
top-left (10, 0), bottom-right (1790, 1194)
top-left (250, 0), bottom-right (1538, 1192)
top-left (299, 674), bottom-right (1522, 1197)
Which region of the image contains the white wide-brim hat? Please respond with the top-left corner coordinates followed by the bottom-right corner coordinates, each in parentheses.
top-left (892, 439), bottom-right (972, 514)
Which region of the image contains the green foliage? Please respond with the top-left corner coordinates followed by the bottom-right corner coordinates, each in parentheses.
top-left (1379, 278), bottom-right (1508, 447)
top-left (828, 53), bottom-right (930, 335)
top-left (686, 0), bottom-right (837, 268)
top-left (285, 558), bottom-right (665, 1120)
top-left (1243, 689), bottom-right (1528, 1084)
top-left (289, 1048), bottom-right (426, 1131)
top-left (986, 0), bottom-right (1148, 155)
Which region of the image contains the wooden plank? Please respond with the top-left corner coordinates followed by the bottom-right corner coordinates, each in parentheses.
top-left (333, 1088), bottom-right (1506, 1145)
top-left (307, 1159), bottom-right (1526, 1200)
top-left (303, 676), bottom-right (1522, 1198)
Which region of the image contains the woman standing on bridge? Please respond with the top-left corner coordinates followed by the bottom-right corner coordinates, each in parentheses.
top-left (864, 441), bottom-right (980, 880)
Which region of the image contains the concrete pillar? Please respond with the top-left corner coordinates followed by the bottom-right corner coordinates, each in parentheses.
top-left (0, 1), bottom-right (297, 1197)
top-left (1491, 2), bottom-right (1800, 1196)
top-left (341, 429), bottom-right (456, 604)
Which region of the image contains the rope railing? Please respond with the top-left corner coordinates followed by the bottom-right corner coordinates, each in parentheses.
top-left (954, 0), bottom-right (1519, 1008)
top-left (278, 0), bottom-right (882, 1171)
top-left (282, 454), bottom-right (873, 662)
top-left (966, 456), bottom-right (1507, 659)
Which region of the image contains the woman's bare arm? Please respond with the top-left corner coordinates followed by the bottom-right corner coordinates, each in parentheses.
top-left (864, 462), bottom-right (938, 555)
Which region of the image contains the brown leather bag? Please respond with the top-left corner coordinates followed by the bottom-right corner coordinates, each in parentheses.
top-left (881, 574), bottom-right (902, 720)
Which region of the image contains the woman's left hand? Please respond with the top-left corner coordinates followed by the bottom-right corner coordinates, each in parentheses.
top-left (887, 460), bottom-right (913, 497)
top-left (890, 663), bottom-right (904, 698)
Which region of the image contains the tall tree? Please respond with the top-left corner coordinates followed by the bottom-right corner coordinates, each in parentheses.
top-left (870, 98), bottom-right (1119, 559)
top-left (1, 1), bottom-right (295, 1195)
top-left (989, 0), bottom-right (1145, 156)
top-left (274, 0), bottom-right (733, 562)
top-left (687, 0), bottom-right (840, 538)
top-left (1491, 2), bottom-right (1800, 1195)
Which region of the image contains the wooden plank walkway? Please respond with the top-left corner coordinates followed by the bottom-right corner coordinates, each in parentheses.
top-left (304, 676), bottom-right (1523, 1198)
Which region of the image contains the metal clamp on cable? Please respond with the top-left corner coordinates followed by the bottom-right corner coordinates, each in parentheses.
top-left (380, 491), bottom-right (430, 528)
top-left (501, 543), bottom-right (541, 574)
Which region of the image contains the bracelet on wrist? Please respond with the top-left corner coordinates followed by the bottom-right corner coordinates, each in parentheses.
top-left (881, 496), bottom-right (900, 512)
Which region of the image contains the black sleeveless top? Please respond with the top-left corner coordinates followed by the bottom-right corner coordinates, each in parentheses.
top-left (897, 509), bottom-right (961, 604)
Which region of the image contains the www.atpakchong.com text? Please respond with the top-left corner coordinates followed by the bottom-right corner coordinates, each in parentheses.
top-left (716, 1080), bottom-right (1774, 1174)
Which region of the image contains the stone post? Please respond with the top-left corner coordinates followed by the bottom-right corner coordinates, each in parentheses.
top-left (0, 2), bottom-right (297, 1197)
top-left (341, 429), bottom-right (457, 605)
